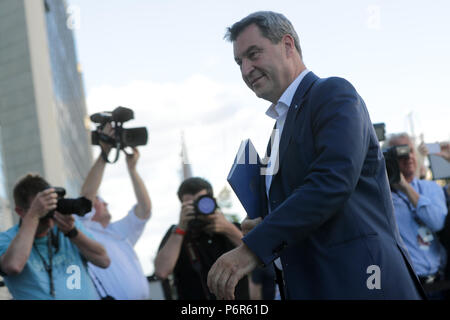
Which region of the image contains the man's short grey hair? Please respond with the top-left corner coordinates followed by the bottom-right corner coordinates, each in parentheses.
top-left (384, 132), bottom-right (412, 148)
top-left (224, 11), bottom-right (302, 58)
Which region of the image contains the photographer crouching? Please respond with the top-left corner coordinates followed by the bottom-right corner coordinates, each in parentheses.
top-left (154, 177), bottom-right (250, 300)
top-left (0, 174), bottom-right (110, 300)
top-left (386, 133), bottom-right (448, 299)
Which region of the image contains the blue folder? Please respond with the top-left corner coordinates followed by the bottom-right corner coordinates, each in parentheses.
top-left (227, 139), bottom-right (262, 219)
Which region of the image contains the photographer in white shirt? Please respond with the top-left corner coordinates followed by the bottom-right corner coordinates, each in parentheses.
top-left (80, 123), bottom-right (152, 299)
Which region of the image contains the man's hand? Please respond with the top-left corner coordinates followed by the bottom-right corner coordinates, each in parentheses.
top-left (203, 210), bottom-right (243, 246)
top-left (53, 212), bottom-right (75, 234)
top-left (418, 142), bottom-right (428, 157)
top-left (204, 210), bottom-right (234, 234)
top-left (126, 147), bottom-right (140, 171)
top-left (419, 141), bottom-right (450, 162)
top-left (27, 189), bottom-right (58, 220)
top-left (438, 142), bottom-right (450, 162)
top-left (178, 200), bottom-right (196, 231)
top-left (241, 216), bottom-right (262, 236)
top-left (392, 173), bottom-right (409, 193)
top-left (207, 244), bottom-right (261, 300)
top-left (392, 172), bottom-right (419, 208)
top-left (99, 123), bottom-right (115, 154)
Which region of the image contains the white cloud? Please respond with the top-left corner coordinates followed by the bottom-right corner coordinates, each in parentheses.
top-left (85, 74), bottom-right (272, 275)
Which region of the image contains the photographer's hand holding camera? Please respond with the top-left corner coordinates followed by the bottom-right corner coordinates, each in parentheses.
top-left (154, 178), bottom-right (249, 300)
top-left (203, 210), bottom-right (243, 245)
top-left (177, 191), bottom-right (242, 245)
top-left (0, 176), bottom-right (110, 300)
top-left (391, 169), bottom-right (420, 207)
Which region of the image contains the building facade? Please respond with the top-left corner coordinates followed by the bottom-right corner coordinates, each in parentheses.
top-left (0, 0), bottom-right (92, 227)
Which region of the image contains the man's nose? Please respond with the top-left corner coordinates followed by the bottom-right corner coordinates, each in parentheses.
top-left (241, 59), bottom-right (254, 79)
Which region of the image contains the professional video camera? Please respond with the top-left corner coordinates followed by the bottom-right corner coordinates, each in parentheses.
top-left (90, 106), bottom-right (148, 163)
top-left (44, 187), bottom-right (92, 219)
top-left (187, 195), bottom-right (218, 232)
top-left (373, 123), bottom-right (410, 186)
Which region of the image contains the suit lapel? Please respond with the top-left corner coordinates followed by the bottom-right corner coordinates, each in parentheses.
top-left (277, 71), bottom-right (319, 168)
top-left (265, 122), bottom-right (277, 159)
top-left (264, 71), bottom-right (319, 210)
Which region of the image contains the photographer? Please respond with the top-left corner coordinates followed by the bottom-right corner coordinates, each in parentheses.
top-left (79, 123), bottom-right (152, 300)
top-left (387, 133), bottom-right (448, 298)
top-left (154, 177), bottom-right (249, 300)
top-left (0, 174), bottom-right (110, 300)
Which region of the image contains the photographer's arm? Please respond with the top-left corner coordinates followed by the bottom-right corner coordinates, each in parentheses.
top-left (0, 215), bottom-right (39, 275)
top-left (53, 212), bottom-right (110, 268)
top-left (204, 212), bottom-right (243, 247)
top-left (70, 232), bottom-right (110, 268)
top-left (394, 175), bottom-right (419, 208)
top-left (80, 155), bottom-right (107, 204)
top-left (154, 202), bottom-right (194, 279)
top-left (80, 124), bottom-right (113, 203)
top-left (394, 175), bottom-right (447, 231)
top-left (127, 148), bottom-right (151, 220)
top-left (154, 231), bottom-right (184, 279)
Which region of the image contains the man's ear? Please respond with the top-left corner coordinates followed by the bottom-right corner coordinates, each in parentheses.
top-left (15, 207), bottom-right (25, 219)
top-left (282, 34), bottom-right (296, 57)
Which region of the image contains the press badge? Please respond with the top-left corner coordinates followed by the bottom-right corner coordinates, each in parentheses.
top-left (417, 226), bottom-right (434, 250)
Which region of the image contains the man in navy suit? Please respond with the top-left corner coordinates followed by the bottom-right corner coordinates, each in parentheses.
top-left (207, 11), bottom-right (424, 300)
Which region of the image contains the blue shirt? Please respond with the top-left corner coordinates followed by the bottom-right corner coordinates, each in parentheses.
top-left (392, 178), bottom-right (448, 276)
top-left (0, 221), bottom-right (99, 300)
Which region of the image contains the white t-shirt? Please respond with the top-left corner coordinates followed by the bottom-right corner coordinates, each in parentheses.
top-left (79, 206), bottom-right (150, 300)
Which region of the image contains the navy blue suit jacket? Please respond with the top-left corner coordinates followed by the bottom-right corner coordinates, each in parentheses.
top-left (243, 72), bottom-right (424, 299)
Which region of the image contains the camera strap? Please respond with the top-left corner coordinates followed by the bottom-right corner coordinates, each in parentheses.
top-left (33, 234), bottom-right (55, 297)
top-left (88, 267), bottom-right (115, 300)
top-left (100, 141), bottom-right (121, 164)
top-left (184, 239), bottom-right (214, 300)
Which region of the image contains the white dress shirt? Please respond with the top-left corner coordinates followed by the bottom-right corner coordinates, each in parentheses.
top-left (265, 69), bottom-right (310, 197)
top-left (264, 69), bottom-right (310, 270)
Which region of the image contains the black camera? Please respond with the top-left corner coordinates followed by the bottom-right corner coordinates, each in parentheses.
top-left (188, 195), bottom-right (218, 232)
top-left (91, 106), bottom-right (148, 163)
top-left (382, 145), bottom-right (410, 185)
top-left (44, 187), bottom-right (92, 219)
top-left (373, 123), bottom-right (410, 186)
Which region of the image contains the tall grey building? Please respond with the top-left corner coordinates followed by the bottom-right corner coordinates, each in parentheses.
top-left (0, 0), bottom-right (93, 227)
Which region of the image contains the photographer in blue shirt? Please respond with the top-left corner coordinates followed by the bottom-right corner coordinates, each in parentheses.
top-left (0, 174), bottom-right (110, 299)
top-left (387, 133), bottom-right (447, 298)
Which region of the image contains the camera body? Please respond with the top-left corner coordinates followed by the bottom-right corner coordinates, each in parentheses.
top-left (383, 145), bottom-right (410, 185)
top-left (44, 187), bottom-right (92, 219)
top-left (91, 106), bottom-right (148, 163)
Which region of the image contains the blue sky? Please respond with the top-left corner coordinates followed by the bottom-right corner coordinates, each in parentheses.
top-left (67, 0), bottom-right (450, 275)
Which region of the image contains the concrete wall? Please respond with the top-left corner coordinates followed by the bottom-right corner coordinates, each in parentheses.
top-left (0, 0), bottom-right (44, 225)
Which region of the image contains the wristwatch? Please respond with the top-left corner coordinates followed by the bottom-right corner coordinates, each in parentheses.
top-left (65, 227), bottom-right (79, 239)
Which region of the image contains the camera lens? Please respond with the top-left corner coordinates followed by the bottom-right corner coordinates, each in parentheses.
top-left (196, 196), bottom-right (217, 215)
